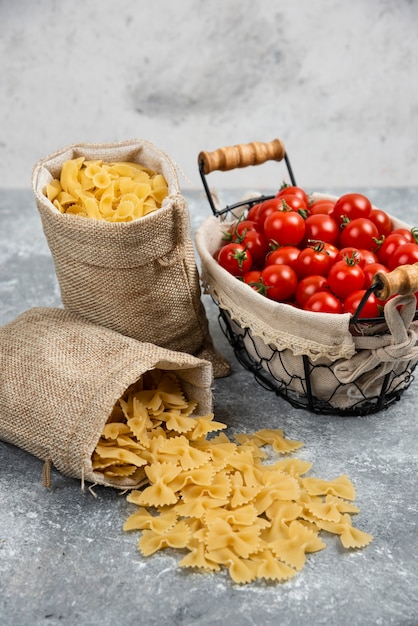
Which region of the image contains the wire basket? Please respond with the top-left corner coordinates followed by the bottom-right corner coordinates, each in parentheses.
top-left (196, 138), bottom-right (418, 416)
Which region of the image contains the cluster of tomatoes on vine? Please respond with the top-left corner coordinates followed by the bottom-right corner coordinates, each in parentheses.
top-left (215, 184), bottom-right (418, 316)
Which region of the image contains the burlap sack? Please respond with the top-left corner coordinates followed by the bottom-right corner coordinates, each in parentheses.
top-left (195, 194), bottom-right (418, 411)
top-left (0, 307), bottom-right (213, 489)
top-left (31, 139), bottom-right (230, 378)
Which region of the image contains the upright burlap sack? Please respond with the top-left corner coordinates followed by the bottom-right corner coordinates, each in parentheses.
top-left (31, 139), bottom-right (229, 378)
top-left (0, 307), bottom-right (213, 489)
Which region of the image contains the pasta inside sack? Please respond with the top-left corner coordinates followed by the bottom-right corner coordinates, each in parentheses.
top-left (44, 158), bottom-right (169, 221)
top-left (93, 371), bottom-right (373, 584)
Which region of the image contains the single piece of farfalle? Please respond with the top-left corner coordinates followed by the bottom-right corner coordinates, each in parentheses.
top-left (166, 464), bottom-right (216, 493)
top-left (181, 469), bottom-right (232, 502)
top-left (188, 414), bottom-right (228, 440)
top-left (192, 438), bottom-right (237, 470)
top-left (205, 518), bottom-right (262, 560)
top-left (261, 501), bottom-right (304, 543)
top-left (157, 435), bottom-right (211, 470)
top-left (204, 502), bottom-right (259, 528)
top-left (229, 471), bottom-right (262, 507)
top-left (318, 513), bottom-right (374, 549)
top-left (123, 506), bottom-right (178, 533)
top-left (251, 548), bottom-right (298, 582)
top-left (205, 547), bottom-right (260, 584)
top-left (302, 474), bottom-right (356, 500)
top-left (269, 520), bottom-right (326, 571)
top-left (179, 537), bottom-right (221, 572)
top-left (252, 429), bottom-right (303, 454)
top-left (138, 520), bottom-right (191, 557)
top-left (226, 449), bottom-right (263, 487)
top-left (136, 462), bottom-right (183, 507)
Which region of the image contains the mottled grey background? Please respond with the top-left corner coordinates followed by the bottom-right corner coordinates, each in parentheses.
top-left (1, 0), bottom-right (417, 191)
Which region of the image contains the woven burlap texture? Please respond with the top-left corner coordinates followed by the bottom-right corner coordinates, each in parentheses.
top-left (31, 139), bottom-right (230, 378)
top-left (0, 307), bottom-right (213, 489)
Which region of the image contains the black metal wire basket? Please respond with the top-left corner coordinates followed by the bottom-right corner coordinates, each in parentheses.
top-left (196, 139), bottom-right (418, 416)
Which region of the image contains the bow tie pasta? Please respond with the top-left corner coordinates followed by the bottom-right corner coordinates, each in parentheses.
top-left (44, 158), bottom-right (169, 222)
top-left (93, 370), bottom-right (373, 585)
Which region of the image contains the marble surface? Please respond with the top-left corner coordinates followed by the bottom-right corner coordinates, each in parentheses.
top-left (1, 187), bottom-right (418, 626)
top-left (1, 1), bottom-right (418, 190)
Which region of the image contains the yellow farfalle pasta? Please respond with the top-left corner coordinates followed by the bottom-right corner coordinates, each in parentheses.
top-left (92, 369), bottom-right (373, 585)
top-left (44, 158), bottom-right (168, 222)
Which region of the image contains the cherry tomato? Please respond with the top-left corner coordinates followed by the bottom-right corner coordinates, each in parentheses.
top-left (263, 209), bottom-right (306, 246)
top-left (302, 213), bottom-right (340, 246)
top-left (331, 193), bottom-right (372, 225)
top-left (296, 244), bottom-right (331, 278)
top-left (303, 292), bottom-right (343, 314)
top-left (242, 270), bottom-right (266, 294)
top-left (358, 248), bottom-right (379, 266)
top-left (217, 243), bottom-right (253, 276)
top-left (377, 233), bottom-right (409, 266)
top-left (222, 219), bottom-right (261, 243)
top-left (265, 245), bottom-right (300, 271)
top-left (387, 242), bottom-right (418, 270)
top-left (277, 195), bottom-right (308, 213)
top-left (369, 208), bottom-right (393, 237)
top-left (260, 264), bottom-right (298, 302)
top-left (239, 230), bottom-right (269, 268)
top-left (328, 259), bottom-right (365, 299)
top-left (246, 202), bottom-right (264, 221)
top-left (343, 290), bottom-right (380, 318)
top-left (390, 228), bottom-right (418, 244)
top-left (339, 218), bottom-right (380, 251)
top-left (322, 243), bottom-right (339, 265)
top-left (276, 185), bottom-right (310, 207)
top-left (335, 247), bottom-right (364, 266)
top-left (308, 198), bottom-right (336, 216)
top-left (253, 198), bottom-right (283, 226)
top-left (295, 275), bottom-right (329, 308)
top-left (363, 262), bottom-right (390, 288)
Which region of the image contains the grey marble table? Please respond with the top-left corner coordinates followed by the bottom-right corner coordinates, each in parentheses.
top-left (0, 187), bottom-right (417, 626)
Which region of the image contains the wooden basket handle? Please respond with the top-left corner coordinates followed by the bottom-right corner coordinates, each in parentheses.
top-left (373, 263), bottom-right (418, 300)
top-left (198, 139), bottom-right (286, 174)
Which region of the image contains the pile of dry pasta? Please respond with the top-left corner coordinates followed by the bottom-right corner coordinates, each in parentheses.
top-left (93, 370), bottom-right (373, 584)
top-left (44, 158), bottom-right (168, 221)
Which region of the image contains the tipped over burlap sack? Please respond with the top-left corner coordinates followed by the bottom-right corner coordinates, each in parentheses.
top-left (0, 307), bottom-right (213, 489)
top-left (31, 139), bottom-right (230, 378)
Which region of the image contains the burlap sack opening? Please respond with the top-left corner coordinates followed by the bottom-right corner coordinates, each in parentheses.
top-left (31, 139), bottom-right (230, 378)
top-left (0, 307), bottom-right (213, 489)
top-left (195, 195), bottom-right (418, 412)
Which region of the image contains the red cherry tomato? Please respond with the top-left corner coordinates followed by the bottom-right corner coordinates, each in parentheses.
top-left (339, 218), bottom-right (380, 251)
top-left (276, 185), bottom-right (310, 207)
top-left (387, 242), bottom-right (418, 270)
top-left (303, 292), bottom-right (343, 314)
top-left (277, 194), bottom-right (308, 213)
top-left (302, 214), bottom-right (340, 246)
top-left (390, 228), bottom-right (418, 244)
top-left (328, 259), bottom-right (365, 299)
top-left (343, 290), bottom-right (380, 318)
top-left (308, 198), bottom-right (336, 216)
top-left (296, 244), bottom-right (331, 278)
top-left (331, 193), bottom-right (372, 225)
top-left (377, 233), bottom-right (409, 265)
top-left (368, 208), bottom-right (393, 237)
top-left (246, 202), bottom-right (264, 221)
top-left (363, 262), bottom-right (390, 288)
top-left (217, 243), bottom-right (253, 276)
top-left (335, 247), bottom-right (364, 267)
top-left (358, 248), bottom-right (379, 266)
top-left (253, 198), bottom-right (283, 226)
top-left (260, 264), bottom-right (298, 302)
top-left (263, 209), bottom-right (306, 247)
top-left (239, 230), bottom-right (269, 269)
top-left (322, 243), bottom-right (339, 265)
top-left (265, 246), bottom-right (300, 271)
top-left (295, 275), bottom-right (329, 308)
top-left (242, 270), bottom-right (266, 294)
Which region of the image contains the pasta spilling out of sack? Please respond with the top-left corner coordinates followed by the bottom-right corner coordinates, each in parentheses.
top-left (93, 370), bottom-right (373, 584)
top-left (44, 157), bottom-right (168, 221)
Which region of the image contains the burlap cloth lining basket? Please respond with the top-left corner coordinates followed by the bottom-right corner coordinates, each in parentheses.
top-left (0, 307), bottom-right (213, 489)
top-left (195, 195), bottom-right (418, 410)
top-left (31, 139), bottom-right (230, 378)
